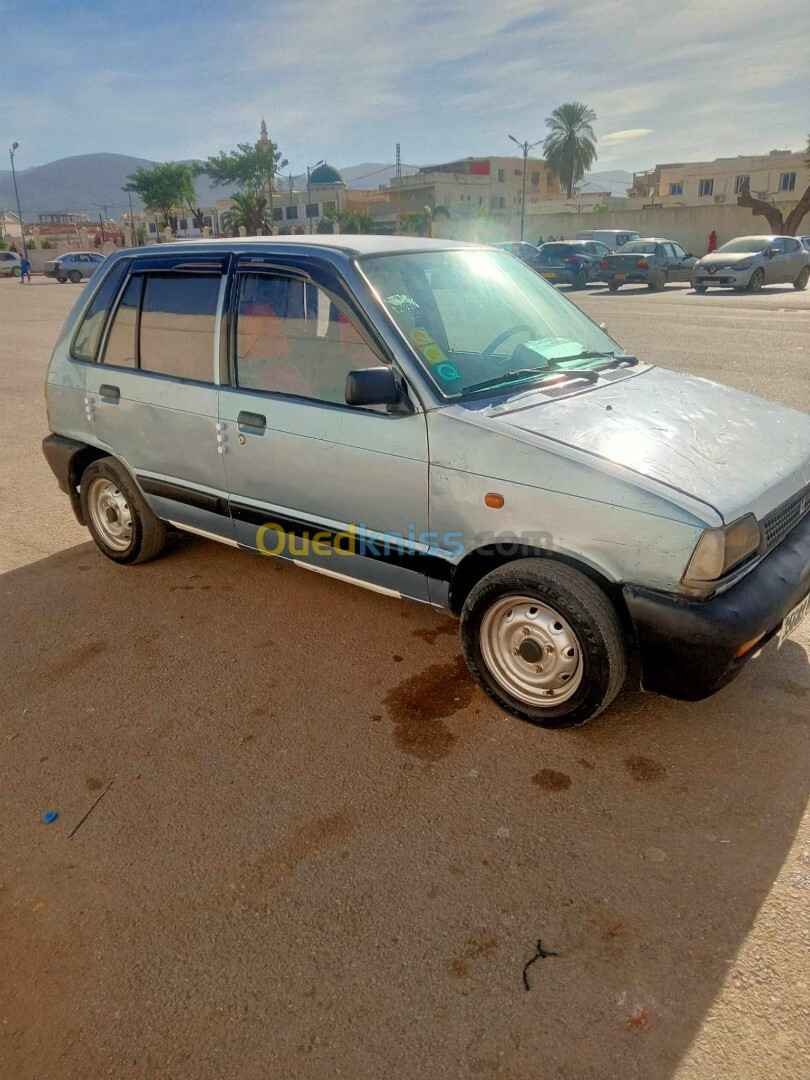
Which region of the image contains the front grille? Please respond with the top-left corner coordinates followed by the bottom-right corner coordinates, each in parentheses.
top-left (762, 483), bottom-right (810, 551)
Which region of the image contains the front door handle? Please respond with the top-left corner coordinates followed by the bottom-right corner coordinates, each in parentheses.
top-left (237, 410), bottom-right (266, 433)
top-left (98, 384), bottom-right (120, 402)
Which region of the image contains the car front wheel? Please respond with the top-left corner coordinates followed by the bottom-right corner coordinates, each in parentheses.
top-left (461, 559), bottom-right (626, 728)
top-left (693, 283), bottom-right (708, 293)
top-left (80, 457), bottom-right (167, 565)
top-left (794, 266), bottom-right (809, 291)
top-left (747, 268), bottom-right (764, 292)
top-left (11, 266), bottom-right (22, 277)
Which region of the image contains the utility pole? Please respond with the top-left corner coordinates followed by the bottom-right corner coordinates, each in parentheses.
top-left (8, 142), bottom-right (27, 258)
top-left (306, 160), bottom-right (323, 233)
top-left (395, 143), bottom-right (402, 235)
top-left (508, 134), bottom-right (541, 242)
top-left (122, 184), bottom-right (137, 246)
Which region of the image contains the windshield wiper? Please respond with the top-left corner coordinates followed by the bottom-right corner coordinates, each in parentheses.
top-left (592, 353), bottom-right (639, 370)
top-left (462, 368), bottom-right (551, 395)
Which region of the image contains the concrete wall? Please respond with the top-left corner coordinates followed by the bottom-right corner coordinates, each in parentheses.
top-left (448, 201), bottom-right (810, 254)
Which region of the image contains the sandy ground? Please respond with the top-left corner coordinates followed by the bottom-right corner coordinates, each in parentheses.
top-left (1, 275), bottom-right (808, 1079)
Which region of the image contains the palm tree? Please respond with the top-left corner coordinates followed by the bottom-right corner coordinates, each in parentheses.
top-left (543, 102), bottom-right (598, 199)
top-left (220, 192), bottom-right (269, 236)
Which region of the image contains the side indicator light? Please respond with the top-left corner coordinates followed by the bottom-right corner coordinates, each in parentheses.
top-left (735, 632), bottom-right (766, 659)
top-left (485, 493), bottom-right (504, 509)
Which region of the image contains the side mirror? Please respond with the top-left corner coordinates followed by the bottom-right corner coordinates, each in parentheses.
top-left (345, 366), bottom-right (406, 409)
top-left (768, 246), bottom-right (778, 258)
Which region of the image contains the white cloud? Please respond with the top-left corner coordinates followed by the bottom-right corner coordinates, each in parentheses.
top-left (600, 129), bottom-right (654, 147)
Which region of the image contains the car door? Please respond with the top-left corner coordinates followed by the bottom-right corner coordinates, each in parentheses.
top-left (218, 256), bottom-right (431, 602)
top-left (781, 237), bottom-right (805, 282)
top-left (85, 253), bottom-right (235, 543)
top-left (763, 237), bottom-right (788, 283)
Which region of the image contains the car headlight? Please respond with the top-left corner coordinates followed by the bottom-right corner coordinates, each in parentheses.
top-left (734, 260), bottom-right (753, 270)
top-left (682, 514), bottom-right (762, 588)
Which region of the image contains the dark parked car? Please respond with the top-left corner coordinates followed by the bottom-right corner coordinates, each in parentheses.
top-left (600, 238), bottom-right (697, 291)
top-left (495, 241), bottom-right (543, 266)
top-left (535, 240), bottom-right (611, 289)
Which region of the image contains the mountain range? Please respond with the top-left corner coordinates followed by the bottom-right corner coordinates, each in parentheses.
top-left (0, 152), bottom-right (631, 218)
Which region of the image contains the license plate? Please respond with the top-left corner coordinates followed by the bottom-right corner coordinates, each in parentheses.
top-left (615, 273), bottom-right (627, 280)
top-left (777, 592), bottom-right (810, 648)
top-left (542, 272), bottom-right (557, 279)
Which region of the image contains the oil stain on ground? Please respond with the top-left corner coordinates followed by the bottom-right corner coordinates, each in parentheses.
top-left (625, 754), bottom-right (667, 782)
top-left (532, 769), bottom-right (572, 791)
top-left (411, 619), bottom-right (458, 645)
top-left (382, 655), bottom-right (472, 761)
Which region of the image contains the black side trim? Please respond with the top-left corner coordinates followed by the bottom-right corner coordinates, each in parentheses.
top-left (137, 476), bottom-right (229, 517)
top-left (230, 500), bottom-right (453, 582)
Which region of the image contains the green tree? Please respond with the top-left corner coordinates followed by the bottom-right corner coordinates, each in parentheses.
top-left (220, 192), bottom-right (270, 236)
top-left (543, 102), bottom-right (598, 199)
top-left (202, 139), bottom-right (288, 228)
top-left (323, 206), bottom-right (374, 233)
top-left (126, 162), bottom-right (198, 231)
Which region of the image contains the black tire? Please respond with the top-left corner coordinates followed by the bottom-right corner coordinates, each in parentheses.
top-left (572, 267), bottom-right (588, 290)
top-left (68, 269), bottom-right (82, 284)
top-left (11, 266), bottom-right (22, 278)
top-left (693, 284), bottom-right (708, 293)
top-left (80, 457), bottom-right (167, 565)
top-left (607, 281), bottom-right (620, 293)
top-left (461, 559), bottom-right (627, 729)
top-left (747, 268), bottom-right (764, 292)
top-left (794, 266), bottom-right (809, 291)
top-left (56, 276), bottom-right (68, 283)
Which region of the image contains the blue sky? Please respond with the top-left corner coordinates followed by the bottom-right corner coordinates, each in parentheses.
top-left (1, 0), bottom-right (807, 175)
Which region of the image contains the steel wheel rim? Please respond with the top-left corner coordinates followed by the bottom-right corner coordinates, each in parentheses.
top-left (87, 478), bottom-right (133, 551)
top-left (479, 595), bottom-right (583, 707)
top-left (750, 270), bottom-right (763, 290)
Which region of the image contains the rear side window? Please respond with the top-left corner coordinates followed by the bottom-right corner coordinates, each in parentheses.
top-left (102, 276), bottom-right (142, 368)
top-left (71, 260), bottom-right (130, 361)
top-left (139, 274), bottom-right (220, 381)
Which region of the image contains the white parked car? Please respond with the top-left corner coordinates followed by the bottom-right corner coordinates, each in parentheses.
top-left (692, 235), bottom-right (810, 292)
top-left (0, 251), bottom-right (22, 277)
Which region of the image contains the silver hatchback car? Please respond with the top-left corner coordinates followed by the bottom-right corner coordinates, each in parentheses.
top-left (42, 237), bottom-right (810, 729)
top-left (44, 250), bottom-right (106, 284)
top-left (692, 234), bottom-right (810, 292)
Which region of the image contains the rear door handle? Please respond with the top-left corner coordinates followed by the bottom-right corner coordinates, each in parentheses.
top-left (237, 410), bottom-right (266, 433)
top-left (98, 384), bottom-right (120, 402)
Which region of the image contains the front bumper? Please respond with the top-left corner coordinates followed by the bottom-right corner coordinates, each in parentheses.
top-left (692, 266), bottom-right (751, 287)
top-left (623, 511), bottom-right (810, 701)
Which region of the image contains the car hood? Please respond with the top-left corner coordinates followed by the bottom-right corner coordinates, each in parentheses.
top-left (698, 251), bottom-right (762, 267)
top-left (489, 367), bottom-right (810, 523)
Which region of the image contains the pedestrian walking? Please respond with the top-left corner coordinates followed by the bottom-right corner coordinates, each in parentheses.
top-left (19, 255), bottom-right (31, 284)
top-left (707, 230), bottom-right (718, 254)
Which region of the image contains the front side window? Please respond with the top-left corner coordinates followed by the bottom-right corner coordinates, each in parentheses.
top-left (234, 273), bottom-right (381, 405)
top-left (362, 249), bottom-right (618, 399)
top-left (698, 179), bottom-right (714, 197)
top-left (671, 242), bottom-right (687, 258)
top-left (779, 172), bottom-right (796, 191)
top-left (139, 274), bottom-right (220, 381)
top-left (71, 259), bottom-right (130, 361)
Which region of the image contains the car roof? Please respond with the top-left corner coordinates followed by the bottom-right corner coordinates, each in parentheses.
top-left (120, 234), bottom-right (478, 258)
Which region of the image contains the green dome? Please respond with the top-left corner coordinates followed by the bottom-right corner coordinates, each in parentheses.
top-left (309, 163), bottom-right (343, 185)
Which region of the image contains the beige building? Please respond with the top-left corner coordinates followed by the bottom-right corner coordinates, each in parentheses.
top-left (629, 149), bottom-right (806, 210)
top-left (391, 156), bottom-right (563, 221)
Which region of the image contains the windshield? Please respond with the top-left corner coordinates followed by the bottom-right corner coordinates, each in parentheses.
top-left (717, 236), bottom-right (770, 254)
top-left (360, 249), bottom-right (619, 398)
top-left (617, 241), bottom-right (657, 254)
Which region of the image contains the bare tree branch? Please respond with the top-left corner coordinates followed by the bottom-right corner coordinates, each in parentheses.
top-left (736, 180), bottom-right (784, 234)
top-left (784, 184), bottom-right (810, 236)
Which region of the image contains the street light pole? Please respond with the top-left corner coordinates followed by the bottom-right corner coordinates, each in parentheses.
top-left (306, 160), bottom-right (323, 233)
top-left (508, 134), bottom-right (541, 243)
top-left (8, 142), bottom-right (28, 259)
top-left (123, 185), bottom-right (137, 246)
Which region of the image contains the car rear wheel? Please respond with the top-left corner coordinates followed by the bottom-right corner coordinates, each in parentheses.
top-left (11, 266), bottom-right (22, 278)
top-left (648, 271), bottom-right (666, 291)
top-left (747, 268), bottom-right (764, 292)
top-left (607, 281), bottom-right (620, 293)
top-left (572, 267), bottom-right (588, 290)
top-left (80, 457), bottom-right (167, 565)
top-left (68, 269), bottom-right (82, 284)
top-left (461, 559), bottom-right (626, 729)
top-left (794, 266), bottom-right (809, 291)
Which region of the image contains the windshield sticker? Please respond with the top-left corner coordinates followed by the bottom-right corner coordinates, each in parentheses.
top-left (385, 293), bottom-right (420, 315)
top-left (434, 362), bottom-right (461, 382)
top-left (409, 326), bottom-right (449, 366)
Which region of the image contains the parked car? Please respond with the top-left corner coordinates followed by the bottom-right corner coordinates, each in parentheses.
top-left (535, 240), bottom-right (611, 289)
top-left (600, 238), bottom-right (697, 291)
top-left (0, 251), bottom-right (22, 277)
top-left (495, 241), bottom-right (543, 267)
top-left (799, 235), bottom-right (810, 253)
top-left (44, 251), bottom-right (106, 284)
top-left (42, 237), bottom-right (810, 729)
top-left (575, 229), bottom-right (640, 251)
top-left (692, 235), bottom-right (810, 292)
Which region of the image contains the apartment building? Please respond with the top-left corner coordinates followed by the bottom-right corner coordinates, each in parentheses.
top-left (629, 149), bottom-right (806, 208)
top-left (391, 156), bottom-right (562, 218)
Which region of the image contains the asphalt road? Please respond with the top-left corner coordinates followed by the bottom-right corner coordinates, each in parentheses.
top-left (1, 276), bottom-right (809, 1079)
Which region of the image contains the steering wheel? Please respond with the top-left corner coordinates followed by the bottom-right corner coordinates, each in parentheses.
top-left (481, 324), bottom-right (534, 360)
